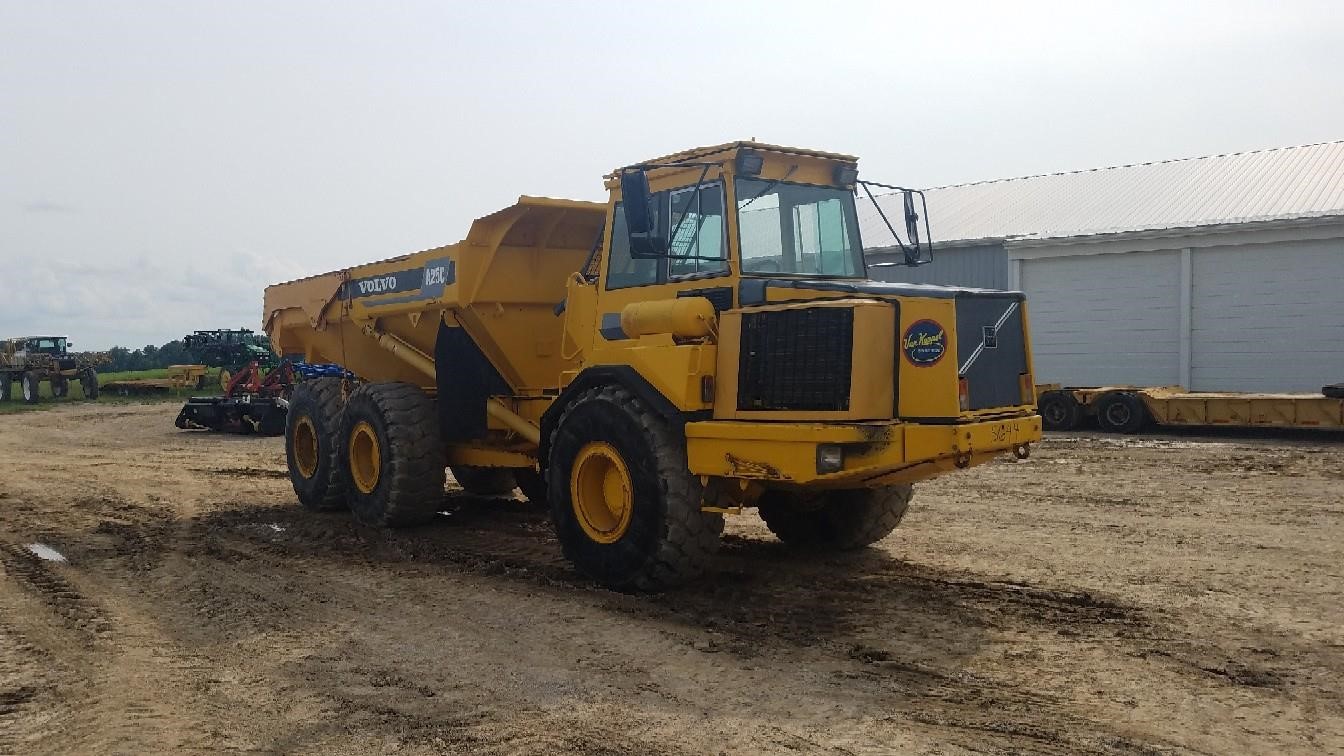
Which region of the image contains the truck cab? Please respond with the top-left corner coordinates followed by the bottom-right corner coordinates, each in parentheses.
top-left (557, 142), bottom-right (1040, 489)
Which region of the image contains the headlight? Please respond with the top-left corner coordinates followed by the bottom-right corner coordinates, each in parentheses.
top-left (816, 444), bottom-right (844, 474)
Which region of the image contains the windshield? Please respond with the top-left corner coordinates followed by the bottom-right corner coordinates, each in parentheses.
top-left (735, 179), bottom-right (864, 277)
top-left (30, 338), bottom-right (65, 353)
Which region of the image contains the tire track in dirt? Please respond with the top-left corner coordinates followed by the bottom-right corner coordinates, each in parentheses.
top-left (186, 498), bottom-right (1186, 754)
top-left (0, 617), bottom-right (72, 753)
top-left (0, 544), bottom-right (110, 642)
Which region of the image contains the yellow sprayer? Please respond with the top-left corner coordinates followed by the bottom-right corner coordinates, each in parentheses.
top-left (263, 142), bottom-right (1043, 590)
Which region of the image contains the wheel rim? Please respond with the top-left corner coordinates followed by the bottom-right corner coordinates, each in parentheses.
top-left (219, 370), bottom-right (231, 390)
top-left (23, 378), bottom-right (34, 401)
top-left (348, 421), bottom-right (382, 494)
top-left (570, 441), bottom-right (634, 544)
top-left (1104, 402), bottom-right (1131, 427)
top-left (1042, 400), bottom-right (1066, 425)
top-left (293, 416), bottom-right (320, 479)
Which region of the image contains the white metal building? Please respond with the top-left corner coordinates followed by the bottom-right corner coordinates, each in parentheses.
top-left (862, 141), bottom-right (1344, 393)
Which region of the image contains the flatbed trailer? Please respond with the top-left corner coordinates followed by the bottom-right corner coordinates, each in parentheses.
top-left (1037, 384), bottom-right (1344, 434)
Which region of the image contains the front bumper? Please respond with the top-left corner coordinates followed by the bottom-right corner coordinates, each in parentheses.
top-left (684, 413), bottom-right (1043, 487)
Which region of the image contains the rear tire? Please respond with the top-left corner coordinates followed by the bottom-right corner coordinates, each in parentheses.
top-left (21, 372), bottom-right (41, 404)
top-left (286, 378), bottom-right (347, 511)
top-left (0, 375), bottom-right (10, 402)
top-left (1038, 391), bottom-right (1081, 431)
top-left (547, 385), bottom-right (722, 591)
top-left (1095, 391), bottom-right (1147, 434)
top-left (81, 369), bottom-right (99, 400)
top-left (340, 382), bottom-right (445, 528)
top-left (758, 485), bottom-right (913, 550)
top-left (51, 377), bottom-right (69, 398)
top-left (449, 465), bottom-right (518, 496)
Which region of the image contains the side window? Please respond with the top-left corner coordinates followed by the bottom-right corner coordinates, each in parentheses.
top-left (606, 182), bottom-right (729, 289)
top-left (668, 183), bottom-right (727, 278)
top-left (605, 202), bottom-right (658, 289)
top-left (792, 198), bottom-right (856, 276)
top-left (737, 190), bottom-right (785, 273)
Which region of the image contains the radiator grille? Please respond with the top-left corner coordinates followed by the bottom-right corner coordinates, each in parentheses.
top-left (737, 307), bottom-right (853, 411)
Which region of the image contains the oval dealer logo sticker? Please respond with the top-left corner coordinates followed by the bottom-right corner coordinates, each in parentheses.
top-left (903, 319), bottom-right (947, 366)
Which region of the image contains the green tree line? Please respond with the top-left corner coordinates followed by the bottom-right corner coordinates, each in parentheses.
top-left (99, 340), bottom-right (195, 372)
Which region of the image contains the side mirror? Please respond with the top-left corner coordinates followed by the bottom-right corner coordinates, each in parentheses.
top-left (621, 170), bottom-right (667, 259)
top-left (903, 190), bottom-right (923, 266)
top-left (903, 190), bottom-right (921, 249)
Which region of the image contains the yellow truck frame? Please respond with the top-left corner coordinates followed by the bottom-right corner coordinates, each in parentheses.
top-left (1038, 384), bottom-right (1344, 433)
top-left (264, 142), bottom-right (1043, 589)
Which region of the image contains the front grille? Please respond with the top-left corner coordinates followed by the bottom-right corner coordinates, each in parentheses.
top-left (738, 307), bottom-right (853, 411)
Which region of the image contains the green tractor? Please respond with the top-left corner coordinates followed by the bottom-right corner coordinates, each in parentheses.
top-left (183, 328), bottom-right (277, 389)
top-left (0, 336), bottom-right (103, 403)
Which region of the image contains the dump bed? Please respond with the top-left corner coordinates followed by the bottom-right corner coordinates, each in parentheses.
top-left (264, 196), bottom-right (607, 391)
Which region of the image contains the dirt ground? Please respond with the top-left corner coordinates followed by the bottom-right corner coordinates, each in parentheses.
top-left (0, 402), bottom-right (1341, 755)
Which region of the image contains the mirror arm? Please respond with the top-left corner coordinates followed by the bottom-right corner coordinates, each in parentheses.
top-left (859, 180), bottom-right (935, 267)
top-left (859, 181), bottom-right (912, 258)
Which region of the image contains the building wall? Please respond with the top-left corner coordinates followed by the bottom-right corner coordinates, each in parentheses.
top-left (1008, 221), bottom-right (1344, 393)
top-left (866, 242), bottom-right (1010, 290)
top-left (1018, 249), bottom-right (1183, 387)
top-left (1190, 237), bottom-right (1344, 392)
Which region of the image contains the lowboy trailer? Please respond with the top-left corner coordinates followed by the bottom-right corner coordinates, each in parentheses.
top-left (1037, 384), bottom-right (1344, 434)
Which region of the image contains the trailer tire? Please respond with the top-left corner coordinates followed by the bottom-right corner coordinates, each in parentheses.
top-left (286, 377), bottom-right (348, 512)
top-left (449, 465), bottom-right (518, 497)
top-left (20, 372), bottom-right (41, 404)
top-left (547, 385), bottom-right (722, 591)
top-left (340, 382), bottom-right (445, 528)
top-left (758, 485), bottom-right (913, 550)
top-left (81, 369), bottom-right (99, 400)
top-left (1038, 391), bottom-right (1081, 431)
top-left (513, 468), bottom-right (547, 507)
top-left (1095, 391), bottom-right (1147, 434)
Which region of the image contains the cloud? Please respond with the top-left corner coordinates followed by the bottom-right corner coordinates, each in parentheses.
top-left (22, 200), bottom-right (78, 214)
top-left (5, 250), bottom-right (309, 350)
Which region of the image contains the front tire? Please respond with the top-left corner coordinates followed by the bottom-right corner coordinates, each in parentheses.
top-left (80, 369), bottom-right (99, 400)
top-left (1038, 391), bottom-right (1081, 431)
top-left (547, 385), bottom-right (722, 591)
top-left (340, 382), bottom-right (445, 528)
top-left (758, 485), bottom-right (913, 550)
top-left (286, 378), bottom-right (347, 511)
top-left (21, 372), bottom-right (41, 404)
top-left (0, 376), bottom-right (11, 402)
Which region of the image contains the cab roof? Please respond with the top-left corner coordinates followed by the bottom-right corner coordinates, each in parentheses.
top-left (612, 141), bottom-right (858, 175)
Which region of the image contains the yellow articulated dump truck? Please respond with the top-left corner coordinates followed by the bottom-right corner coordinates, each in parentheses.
top-left (264, 142), bottom-right (1043, 590)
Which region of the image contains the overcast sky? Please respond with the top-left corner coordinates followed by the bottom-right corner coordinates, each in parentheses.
top-left (3, 1), bottom-right (1342, 350)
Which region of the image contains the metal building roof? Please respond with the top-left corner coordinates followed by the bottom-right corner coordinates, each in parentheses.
top-left (860, 140), bottom-right (1344, 247)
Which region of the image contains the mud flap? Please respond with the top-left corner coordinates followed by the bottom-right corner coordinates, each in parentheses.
top-left (435, 319), bottom-right (510, 443)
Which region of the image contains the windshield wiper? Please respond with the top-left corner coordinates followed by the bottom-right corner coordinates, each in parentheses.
top-left (736, 165), bottom-right (797, 210)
